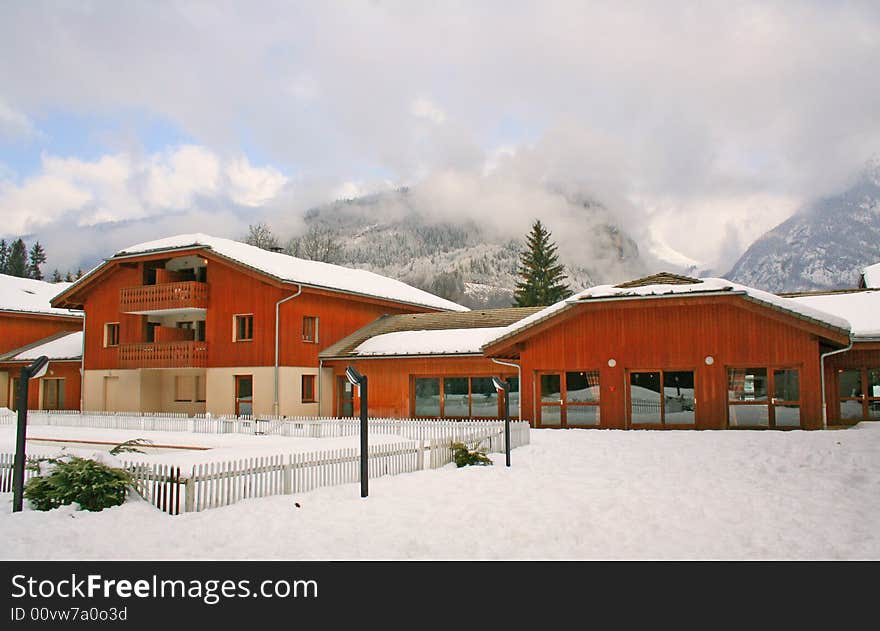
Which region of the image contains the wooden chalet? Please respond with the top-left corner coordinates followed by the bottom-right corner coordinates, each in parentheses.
top-left (0, 273), bottom-right (83, 411)
top-left (50, 234), bottom-right (467, 417)
top-left (320, 272), bottom-right (879, 430)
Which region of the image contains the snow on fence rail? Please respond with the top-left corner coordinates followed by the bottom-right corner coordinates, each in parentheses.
top-left (0, 412), bottom-right (529, 515)
top-left (0, 410), bottom-right (531, 443)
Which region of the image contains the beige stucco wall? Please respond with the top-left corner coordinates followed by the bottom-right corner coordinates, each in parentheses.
top-left (205, 366), bottom-right (328, 417)
top-left (83, 368), bottom-right (207, 414)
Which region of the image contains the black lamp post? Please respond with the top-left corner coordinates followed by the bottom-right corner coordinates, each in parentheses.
top-left (12, 355), bottom-right (49, 513)
top-left (345, 365), bottom-right (369, 498)
top-left (492, 376), bottom-right (511, 467)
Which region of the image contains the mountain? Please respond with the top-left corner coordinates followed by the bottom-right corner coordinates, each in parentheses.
top-left (727, 162), bottom-right (880, 293)
top-left (294, 188), bottom-right (646, 308)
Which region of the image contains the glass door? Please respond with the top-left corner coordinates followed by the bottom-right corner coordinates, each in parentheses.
top-left (538, 371), bottom-right (601, 427)
top-left (235, 375), bottom-right (253, 416)
top-left (629, 370), bottom-right (695, 428)
top-left (337, 377), bottom-right (354, 417)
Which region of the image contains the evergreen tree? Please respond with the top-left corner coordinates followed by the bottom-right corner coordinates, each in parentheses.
top-left (0, 239), bottom-right (8, 274)
top-left (27, 241), bottom-right (46, 280)
top-left (50, 269), bottom-right (63, 283)
top-left (64, 271), bottom-right (75, 282)
top-left (513, 220), bottom-right (572, 307)
top-left (6, 238), bottom-right (28, 278)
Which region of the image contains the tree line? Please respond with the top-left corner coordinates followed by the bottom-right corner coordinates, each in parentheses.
top-left (0, 237), bottom-right (83, 282)
top-left (244, 218), bottom-right (573, 308)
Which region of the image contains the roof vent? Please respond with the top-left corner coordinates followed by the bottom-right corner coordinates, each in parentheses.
top-left (614, 272), bottom-right (702, 289)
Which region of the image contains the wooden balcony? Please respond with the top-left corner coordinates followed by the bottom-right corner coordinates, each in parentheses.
top-left (120, 281), bottom-right (208, 313)
top-left (118, 341), bottom-right (208, 368)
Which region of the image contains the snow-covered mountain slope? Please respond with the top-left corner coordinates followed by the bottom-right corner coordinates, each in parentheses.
top-left (300, 188), bottom-right (646, 308)
top-left (727, 162), bottom-right (880, 293)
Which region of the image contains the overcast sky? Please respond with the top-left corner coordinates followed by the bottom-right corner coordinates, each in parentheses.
top-left (1, 1), bottom-right (879, 274)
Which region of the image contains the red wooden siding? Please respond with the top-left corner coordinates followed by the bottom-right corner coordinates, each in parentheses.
top-left (325, 357), bottom-right (517, 418)
top-left (0, 312), bottom-right (82, 355)
top-left (1, 360), bottom-right (81, 411)
top-left (73, 249), bottom-right (440, 371)
top-left (500, 295), bottom-right (834, 430)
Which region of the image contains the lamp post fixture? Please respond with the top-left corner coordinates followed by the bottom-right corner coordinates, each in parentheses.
top-left (12, 355), bottom-right (50, 513)
top-left (492, 376), bottom-right (511, 467)
top-left (345, 365), bottom-right (369, 498)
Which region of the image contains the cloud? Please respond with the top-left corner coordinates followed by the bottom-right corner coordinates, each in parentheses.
top-left (0, 99), bottom-right (40, 141)
top-left (0, 145), bottom-right (289, 246)
top-left (1, 1), bottom-right (879, 271)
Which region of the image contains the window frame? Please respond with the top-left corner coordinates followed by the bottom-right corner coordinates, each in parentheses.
top-left (627, 368), bottom-right (696, 429)
top-left (104, 322), bottom-right (120, 348)
top-left (233, 314), bottom-right (254, 342)
top-left (41, 378), bottom-right (65, 410)
top-left (537, 370), bottom-right (601, 427)
top-left (302, 374), bottom-right (316, 403)
top-left (727, 365), bottom-right (802, 429)
top-left (411, 375), bottom-right (514, 419)
top-left (837, 367), bottom-right (880, 421)
top-left (302, 316), bottom-right (319, 344)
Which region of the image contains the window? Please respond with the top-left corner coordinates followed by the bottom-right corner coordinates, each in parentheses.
top-left (42, 379), bottom-right (64, 410)
top-left (302, 316), bottom-right (319, 343)
top-left (629, 370), bottom-right (695, 427)
top-left (302, 374), bottom-right (316, 403)
top-left (174, 376), bottom-right (195, 402)
top-left (539, 371), bottom-right (600, 426)
top-left (728, 367), bottom-right (800, 428)
top-left (233, 314), bottom-right (254, 341)
top-left (413, 376), bottom-right (508, 418)
top-left (838, 367), bottom-right (880, 421)
top-left (104, 322), bottom-right (120, 347)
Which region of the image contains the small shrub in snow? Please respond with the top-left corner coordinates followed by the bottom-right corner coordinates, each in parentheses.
top-left (451, 442), bottom-right (493, 467)
top-left (109, 438), bottom-right (153, 455)
top-left (23, 456), bottom-right (133, 512)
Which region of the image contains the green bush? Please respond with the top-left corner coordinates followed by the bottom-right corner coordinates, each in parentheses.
top-left (451, 442), bottom-right (493, 468)
top-left (24, 456), bottom-right (134, 512)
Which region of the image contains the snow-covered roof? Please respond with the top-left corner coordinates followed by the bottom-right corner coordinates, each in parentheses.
top-left (0, 331), bottom-right (83, 362)
top-left (482, 275), bottom-right (852, 351)
top-left (353, 327), bottom-right (508, 357)
top-left (109, 233), bottom-right (468, 312)
top-left (861, 262), bottom-right (880, 288)
top-left (0, 274), bottom-right (81, 318)
top-left (786, 291), bottom-right (880, 341)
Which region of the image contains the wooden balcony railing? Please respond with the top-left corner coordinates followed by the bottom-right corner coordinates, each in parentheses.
top-left (118, 341), bottom-right (208, 368)
top-left (119, 281), bottom-right (208, 313)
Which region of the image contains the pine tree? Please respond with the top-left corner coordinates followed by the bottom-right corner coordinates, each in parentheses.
top-left (0, 239), bottom-right (8, 275)
top-left (27, 241), bottom-right (46, 280)
top-left (50, 269), bottom-right (63, 283)
top-left (513, 220), bottom-right (572, 307)
top-left (6, 238), bottom-right (28, 278)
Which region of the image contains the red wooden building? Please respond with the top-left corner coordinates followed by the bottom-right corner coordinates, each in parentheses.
top-left (50, 234), bottom-right (467, 417)
top-left (321, 272), bottom-right (876, 430)
top-left (0, 273), bottom-right (83, 411)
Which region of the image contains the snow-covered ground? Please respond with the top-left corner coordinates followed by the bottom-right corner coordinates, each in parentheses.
top-left (3, 423), bottom-right (879, 560)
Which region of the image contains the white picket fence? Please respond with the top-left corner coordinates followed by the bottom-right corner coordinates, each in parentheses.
top-left (0, 411), bottom-right (530, 515)
top-left (0, 410), bottom-right (529, 444)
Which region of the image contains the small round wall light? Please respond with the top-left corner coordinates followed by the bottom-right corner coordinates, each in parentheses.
top-left (608, 358), bottom-right (617, 367)
top-left (705, 356), bottom-right (715, 365)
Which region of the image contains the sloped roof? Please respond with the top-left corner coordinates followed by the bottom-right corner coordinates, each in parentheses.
top-left (0, 331), bottom-right (83, 362)
top-left (482, 274), bottom-right (853, 352)
top-left (786, 289), bottom-right (880, 341)
top-left (56, 233), bottom-right (469, 313)
top-left (320, 307), bottom-right (543, 359)
top-left (0, 274), bottom-right (81, 318)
